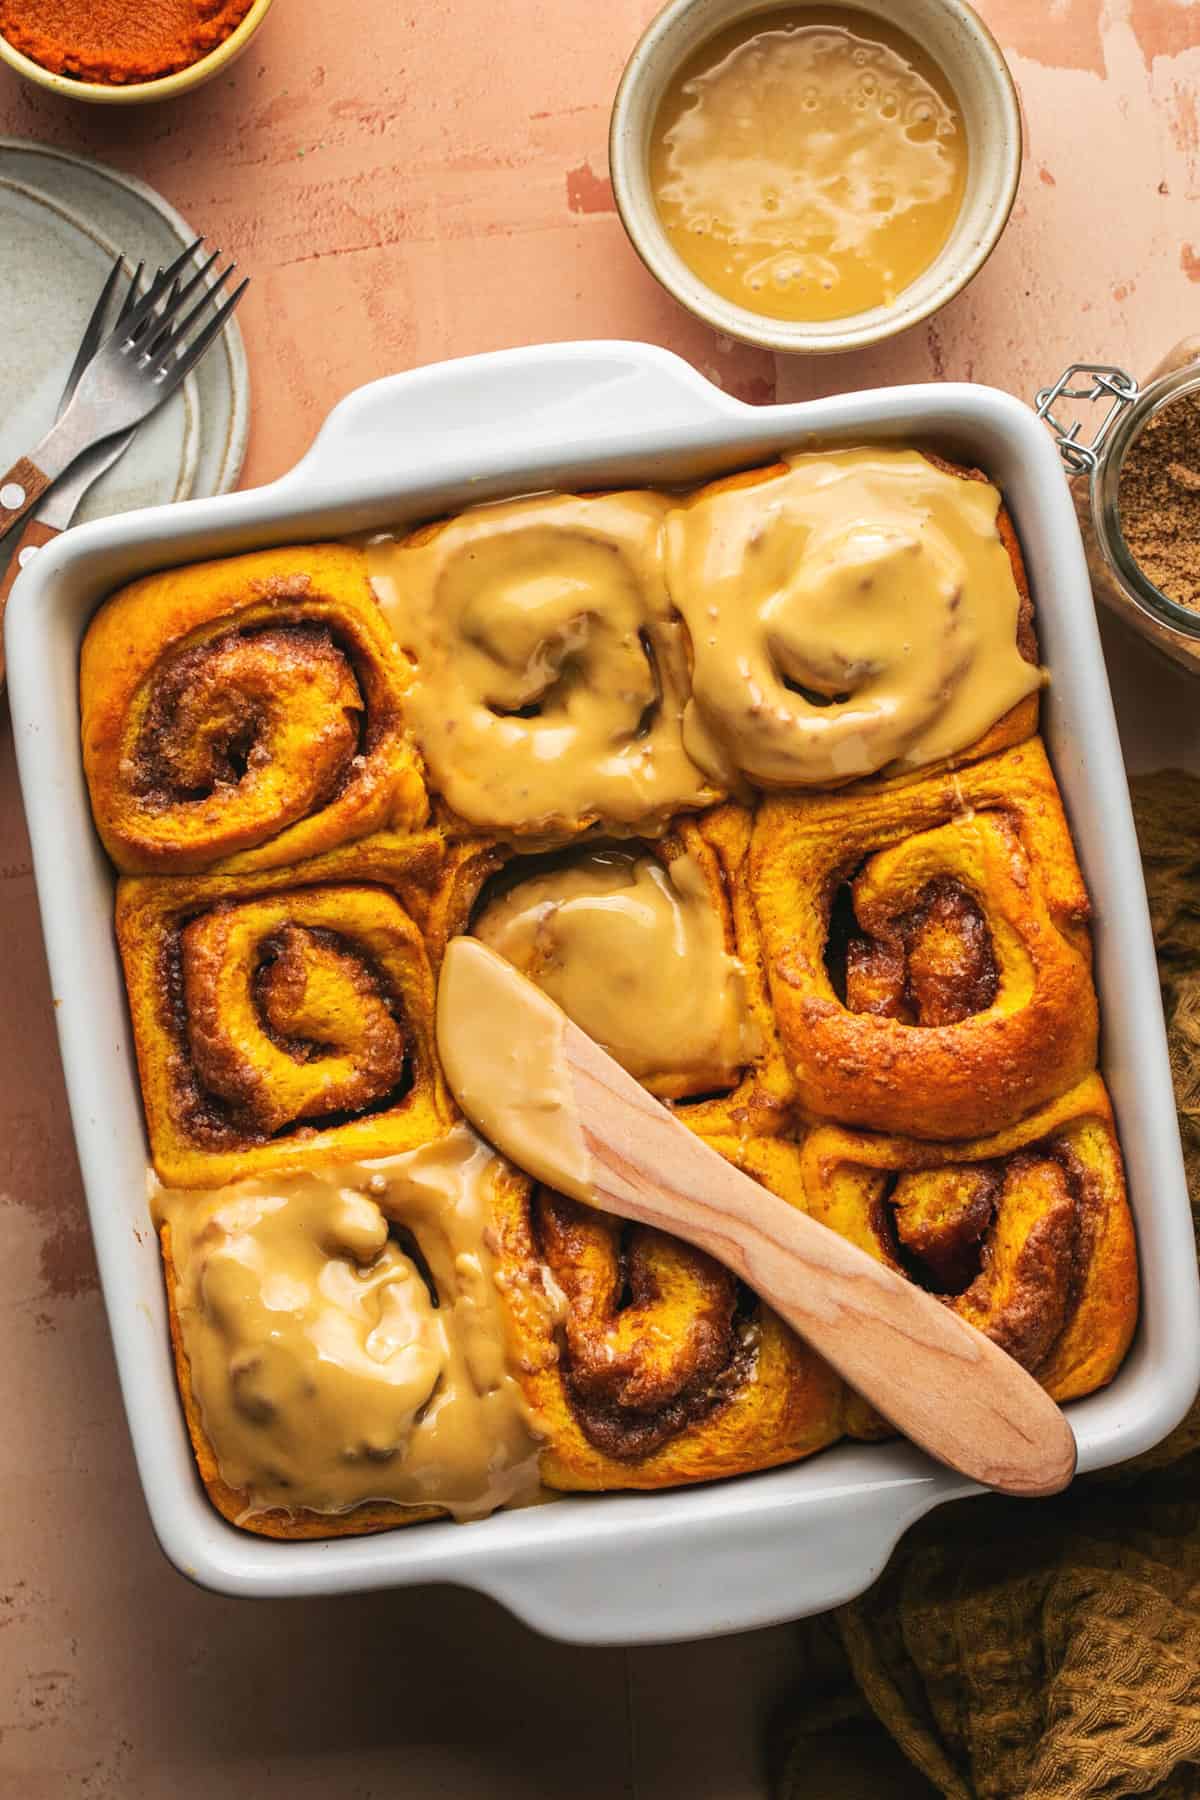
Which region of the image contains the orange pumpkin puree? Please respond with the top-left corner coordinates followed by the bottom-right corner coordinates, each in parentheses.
top-left (0, 0), bottom-right (255, 85)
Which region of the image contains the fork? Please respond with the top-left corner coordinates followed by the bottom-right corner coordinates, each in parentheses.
top-left (0, 239), bottom-right (248, 542)
top-left (0, 256), bottom-right (145, 646)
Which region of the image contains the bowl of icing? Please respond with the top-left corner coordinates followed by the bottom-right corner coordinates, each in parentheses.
top-left (609, 0), bottom-right (1022, 354)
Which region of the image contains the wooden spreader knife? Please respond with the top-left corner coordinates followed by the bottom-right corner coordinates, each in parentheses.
top-left (437, 937), bottom-right (1077, 1499)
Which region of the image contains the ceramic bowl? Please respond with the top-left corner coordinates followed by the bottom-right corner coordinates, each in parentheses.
top-left (609, 0), bottom-right (1023, 354)
top-left (0, 0), bottom-right (273, 104)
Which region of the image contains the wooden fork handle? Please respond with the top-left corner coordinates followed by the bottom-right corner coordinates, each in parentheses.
top-left (0, 458), bottom-right (52, 542)
top-left (566, 1025), bottom-right (1078, 1498)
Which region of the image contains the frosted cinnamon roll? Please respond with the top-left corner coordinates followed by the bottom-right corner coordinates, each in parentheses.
top-left (471, 807), bottom-right (794, 1137)
top-left (665, 449), bottom-right (1042, 788)
top-left (367, 492), bottom-right (722, 841)
top-left (157, 1127), bottom-right (543, 1535)
top-left (474, 847), bottom-right (751, 1097)
top-left (81, 545), bottom-right (428, 875)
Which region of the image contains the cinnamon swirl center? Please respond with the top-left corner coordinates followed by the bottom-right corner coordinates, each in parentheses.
top-left (534, 1192), bottom-right (757, 1459)
top-left (171, 892), bottom-right (418, 1144)
top-left (830, 871), bottom-right (999, 1026)
top-left (877, 1145), bottom-right (1089, 1374)
top-left (132, 623), bottom-right (365, 828)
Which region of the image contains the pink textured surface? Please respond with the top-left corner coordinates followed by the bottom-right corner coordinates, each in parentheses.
top-left (4, 0), bottom-right (1198, 469)
top-left (0, 2), bottom-right (1198, 1793)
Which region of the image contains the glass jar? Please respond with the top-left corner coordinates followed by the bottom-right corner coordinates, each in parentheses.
top-left (1035, 341), bottom-right (1200, 676)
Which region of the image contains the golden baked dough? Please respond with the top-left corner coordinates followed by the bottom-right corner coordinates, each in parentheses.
top-left (82, 544), bottom-right (428, 875)
top-left (750, 738), bottom-right (1097, 1138)
top-left (771, 1075), bottom-right (1137, 1419)
top-left (489, 1177), bottom-right (846, 1490)
top-left (710, 1075), bottom-right (1136, 1440)
top-left (404, 836), bottom-right (508, 963)
top-left (118, 836), bottom-right (452, 1186)
top-left (675, 805), bottom-right (798, 1138)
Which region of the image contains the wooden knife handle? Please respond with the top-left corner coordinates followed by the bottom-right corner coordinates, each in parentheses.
top-left (0, 458), bottom-right (52, 541)
top-left (0, 520), bottom-right (59, 691)
top-left (565, 1024), bottom-right (1077, 1498)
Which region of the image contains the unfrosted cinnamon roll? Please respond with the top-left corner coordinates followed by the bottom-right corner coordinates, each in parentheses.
top-left (118, 839), bottom-right (450, 1186)
top-left (82, 545), bottom-right (428, 875)
top-left (367, 491), bottom-right (723, 841)
top-left (490, 1181), bottom-right (845, 1489)
top-left (471, 805), bottom-right (794, 1138)
top-left (665, 449), bottom-right (1041, 789)
top-left (751, 739), bottom-right (1097, 1138)
top-left (781, 1075), bottom-right (1138, 1409)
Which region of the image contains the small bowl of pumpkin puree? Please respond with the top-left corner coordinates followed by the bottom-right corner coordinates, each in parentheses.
top-left (0, 0), bottom-right (273, 103)
top-left (610, 0), bottom-right (1021, 354)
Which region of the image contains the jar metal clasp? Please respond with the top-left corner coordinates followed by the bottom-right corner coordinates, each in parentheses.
top-left (1034, 365), bottom-right (1140, 476)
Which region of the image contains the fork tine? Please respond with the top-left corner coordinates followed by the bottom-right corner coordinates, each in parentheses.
top-left (57, 254), bottom-right (125, 418)
top-left (117, 261), bottom-right (147, 326)
top-left (159, 247), bottom-right (224, 323)
top-left (115, 239), bottom-right (205, 346)
top-left (138, 254), bottom-right (222, 356)
top-left (156, 278), bottom-right (249, 388)
top-left (135, 279), bottom-right (184, 358)
top-left (150, 266), bottom-right (235, 363)
top-left (130, 277), bottom-right (181, 352)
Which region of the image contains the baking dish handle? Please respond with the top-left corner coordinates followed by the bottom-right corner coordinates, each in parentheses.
top-left (267, 340), bottom-right (752, 497)
top-left (468, 1464), bottom-right (960, 1645)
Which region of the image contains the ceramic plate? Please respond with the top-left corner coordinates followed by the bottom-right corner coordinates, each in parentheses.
top-left (0, 138), bottom-right (249, 537)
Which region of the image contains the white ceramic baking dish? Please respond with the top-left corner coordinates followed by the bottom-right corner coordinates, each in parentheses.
top-left (7, 342), bottom-right (1198, 1646)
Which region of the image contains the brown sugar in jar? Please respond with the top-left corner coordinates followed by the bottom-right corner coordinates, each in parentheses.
top-left (1040, 336), bottom-right (1200, 673)
top-left (1117, 389), bottom-right (1200, 612)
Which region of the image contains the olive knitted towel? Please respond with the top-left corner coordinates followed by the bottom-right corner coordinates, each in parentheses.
top-left (773, 771), bottom-right (1200, 1800)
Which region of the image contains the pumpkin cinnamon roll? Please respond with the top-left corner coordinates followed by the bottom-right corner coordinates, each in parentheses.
top-left (751, 738), bottom-right (1097, 1138)
top-left (769, 1075), bottom-right (1138, 1410)
top-left (470, 805), bottom-right (793, 1139)
top-left (118, 840), bottom-right (449, 1186)
top-left (82, 545), bottom-right (428, 876)
top-left (366, 491), bottom-right (723, 842)
top-left (665, 449), bottom-right (1041, 789)
top-left (157, 1127), bottom-right (544, 1537)
top-left (490, 1180), bottom-right (845, 1490)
